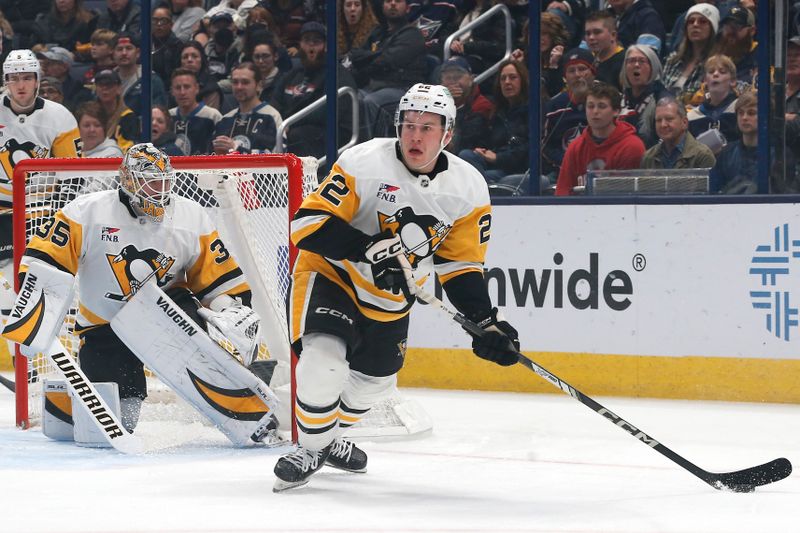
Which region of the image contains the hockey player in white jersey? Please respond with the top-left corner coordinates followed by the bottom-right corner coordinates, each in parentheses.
top-left (0, 49), bottom-right (82, 369)
top-left (15, 143), bottom-right (268, 432)
top-left (274, 84), bottom-right (520, 491)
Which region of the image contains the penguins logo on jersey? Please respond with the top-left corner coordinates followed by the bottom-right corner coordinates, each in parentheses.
top-left (378, 207), bottom-right (451, 266)
top-left (105, 245), bottom-right (176, 300)
top-left (0, 138), bottom-right (49, 181)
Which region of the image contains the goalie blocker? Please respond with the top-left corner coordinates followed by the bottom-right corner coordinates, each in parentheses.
top-left (111, 283), bottom-right (281, 446)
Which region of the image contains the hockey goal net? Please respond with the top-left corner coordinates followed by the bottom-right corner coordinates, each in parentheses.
top-left (11, 154), bottom-right (431, 441)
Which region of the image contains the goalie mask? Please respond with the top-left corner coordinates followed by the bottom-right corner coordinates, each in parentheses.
top-left (120, 143), bottom-right (175, 223)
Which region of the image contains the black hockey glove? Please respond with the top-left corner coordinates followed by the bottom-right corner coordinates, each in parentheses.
top-left (466, 308), bottom-right (520, 366)
top-left (358, 231), bottom-right (416, 301)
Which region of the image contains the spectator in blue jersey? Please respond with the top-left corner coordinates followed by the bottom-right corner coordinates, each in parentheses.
top-left (271, 22), bottom-right (357, 159)
top-left (169, 68), bottom-right (223, 155)
top-left (541, 47), bottom-right (595, 180)
top-left (709, 90), bottom-right (758, 193)
top-left (606, 0), bottom-right (665, 49)
top-left (212, 62), bottom-right (282, 154)
top-left (687, 54), bottom-right (740, 155)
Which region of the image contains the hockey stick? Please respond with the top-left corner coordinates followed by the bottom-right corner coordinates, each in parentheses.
top-left (0, 373), bottom-right (14, 392)
top-left (414, 288), bottom-right (792, 492)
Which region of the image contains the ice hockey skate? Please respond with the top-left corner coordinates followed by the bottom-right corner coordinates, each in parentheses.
top-left (325, 438), bottom-right (367, 473)
top-left (273, 445), bottom-right (331, 492)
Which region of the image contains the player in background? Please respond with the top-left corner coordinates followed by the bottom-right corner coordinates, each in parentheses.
top-left (274, 84), bottom-right (520, 491)
top-left (18, 143), bottom-right (257, 431)
top-left (0, 49), bottom-right (82, 362)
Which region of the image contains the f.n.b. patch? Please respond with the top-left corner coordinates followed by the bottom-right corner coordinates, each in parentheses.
top-left (377, 183), bottom-right (400, 203)
top-left (101, 227), bottom-right (120, 242)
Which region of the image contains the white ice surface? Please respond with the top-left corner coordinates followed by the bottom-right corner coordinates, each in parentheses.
top-left (1, 377), bottom-right (798, 533)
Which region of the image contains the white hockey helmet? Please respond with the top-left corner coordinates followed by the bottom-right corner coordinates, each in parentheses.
top-left (119, 143), bottom-right (175, 223)
top-left (3, 49), bottom-right (41, 82)
top-left (394, 83), bottom-right (457, 132)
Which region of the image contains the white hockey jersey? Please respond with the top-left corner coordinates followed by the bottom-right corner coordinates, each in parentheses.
top-left (291, 137), bottom-right (491, 322)
top-left (21, 190), bottom-right (249, 334)
top-left (0, 96), bottom-right (82, 215)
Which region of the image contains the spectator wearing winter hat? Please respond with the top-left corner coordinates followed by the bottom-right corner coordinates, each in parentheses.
top-left (541, 47), bottom-right (596, 179)
top-left (663, 3), bottom-right (720, 104)
top-left (619, 44), bottom-right (670, 148)
top-left (438, 56), bottom-right (495, 154)
top-left (712, 5), bottom-right (758, 85)
top-left (666, 1), bottom-right (736, 56)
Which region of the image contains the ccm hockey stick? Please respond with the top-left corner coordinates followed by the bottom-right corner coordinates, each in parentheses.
top-left (415, 288), bottom-right (792, 493)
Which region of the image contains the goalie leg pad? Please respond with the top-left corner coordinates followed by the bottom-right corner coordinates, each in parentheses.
top-left (73, 381), bottom-right (122, 448)
top-left (340, 370), bottom-right (396, 428)
top-left (41, 379), bottom-right (75, 441)
top-left (2, 261), bottom-right (76, 354)
top-left (111, 283), bottom-right (279, 446)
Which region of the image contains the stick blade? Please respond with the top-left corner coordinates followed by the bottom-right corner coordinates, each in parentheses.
top-left (708, 457), bottom-right (793, 492)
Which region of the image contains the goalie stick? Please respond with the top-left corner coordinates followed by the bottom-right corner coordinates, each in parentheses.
top-left (0, 373), bottom-right (14, 392)
top-left (414, 287), bottom-right (793, 493)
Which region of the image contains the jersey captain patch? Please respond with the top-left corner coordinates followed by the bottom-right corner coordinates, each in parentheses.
top-left (105, 245), bottom-right (176, 301)
top-left (378, 207), bottom-right (450, 266)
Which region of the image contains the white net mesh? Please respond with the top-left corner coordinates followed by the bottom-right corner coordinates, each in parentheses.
top-left (15, 155), bottom-right (430, 440)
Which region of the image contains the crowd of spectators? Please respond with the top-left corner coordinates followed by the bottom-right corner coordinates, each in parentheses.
top-left (1, 0), bottom-right (797, 194)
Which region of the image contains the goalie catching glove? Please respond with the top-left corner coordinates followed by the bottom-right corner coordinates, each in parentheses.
top-left (198, 295), bottom-right (261, 366)
top-left (466, 308), bottom-right (520, 366)
top-left (357, 231), bottom-right (416, 301)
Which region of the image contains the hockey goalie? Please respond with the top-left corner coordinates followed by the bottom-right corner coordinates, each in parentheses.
top-left (2, 143), bottom-right (281, 446)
